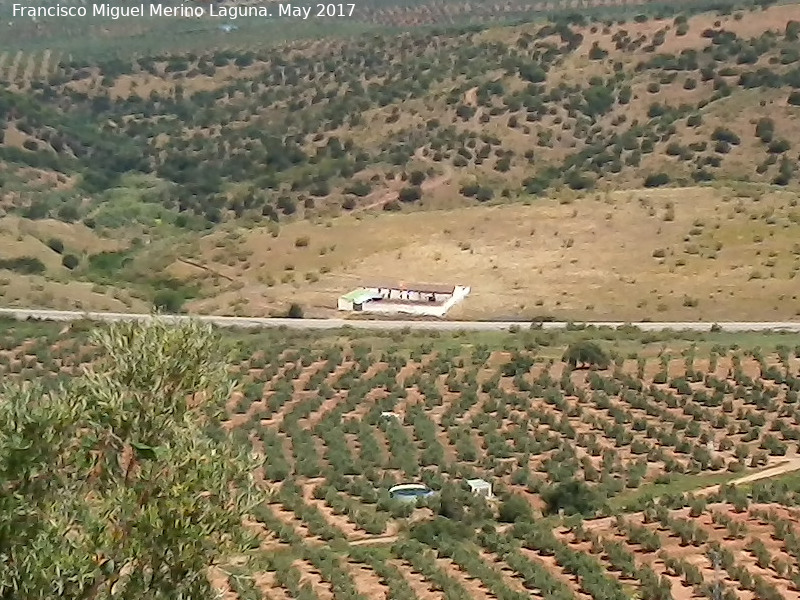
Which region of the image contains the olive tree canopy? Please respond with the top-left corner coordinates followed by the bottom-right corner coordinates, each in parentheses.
top-left (0, 319), bottom-right (262, 599)
top-left (562, 340), bottom-right (610, 369)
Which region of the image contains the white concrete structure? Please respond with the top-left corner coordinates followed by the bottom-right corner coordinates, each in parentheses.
top-left (337, 282), bottom-right (470, 317)
top-left (388, 483), bottom-right (436, 503)
top-left (337, 288), bottom-right (379, 311)
top-left (466, 478), bottom-right (493, 498)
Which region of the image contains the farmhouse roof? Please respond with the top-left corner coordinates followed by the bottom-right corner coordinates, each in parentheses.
top-left (466, 478), bottom-right (491, 488)
top-left (363, 281), bottom-right (457, 294)
top-left (340, 288), bottom-right (377, 303)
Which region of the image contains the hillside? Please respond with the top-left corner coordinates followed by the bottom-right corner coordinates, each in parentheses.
top-left (170, 185), bottom-right (800, 321)
top-left (2, 3), bottom-right (799, 217)
top-left (0, 1), bottom-right (798, 317)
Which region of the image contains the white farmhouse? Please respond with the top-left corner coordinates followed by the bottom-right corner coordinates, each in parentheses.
top-left (337, 281), bottom-right (470, 317)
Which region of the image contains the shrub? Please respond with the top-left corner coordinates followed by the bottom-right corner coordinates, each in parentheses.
top-left (409, 170), bottom-right (426, 186)
top-left (687, 114), bottom-right (703, 127)
top-left (542, 479), bottom-right (603, 516)
top-left (286, 303), bottom-right (304, 319)
top-left (460, 183), bottom-right (480, 198)
top-left (345, 181), bottom-right (371, 197)
top-left (46, 238), bottom-right (64, 254)
top-left (277, 196), bottom-right (296, 215)
top-left (563, 341), bottom-right (609, 369)
top-left (294, 236), bottom-right (310, 248)
top-left (787, 20), bottom-right (800, 41)
top-left (588, 42), bottom-right (608, 60)
top-left (644, 173), bottom-right (671, 187)
top-left (498, 494), bottom-right (534, 523)
top-left (475, 187), bottom-right (494, 202)
top-left (666, 143), bottom-right (683, 156)
top-left (398, 186), bottom-right (422, 203)
top-left (153, 289), bottom-right (184, 313)
top-left (566, 171), bottom-right (593, 190)
top-left (755, 117), bottom-right (775, 143)
top-left (711, 127), bottom-right (740, 145)
top-left (61, 254), bottom-right (80, 270)
top-left (495, 156), bottom-right (511, 172)
top-left (714, 141), bottom-right (731, 154)
top-left (767, 139), bottom-right (791, 154)
top-left (455, 104), bottom-right (475, 120)
top-left (410, 517), bottom-right (472, 545)
top-left (309, 181), bottom-right (329, 197)
top-left (0, 257), bottom-right (46, 275)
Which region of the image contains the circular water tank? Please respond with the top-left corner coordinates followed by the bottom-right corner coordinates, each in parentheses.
top-left (389, 483), bottom-right (435, 502)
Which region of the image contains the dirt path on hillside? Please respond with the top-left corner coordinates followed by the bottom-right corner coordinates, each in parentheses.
top-left (355, 186), bottom-right (402, 213)
top-left (464, 86), bottom-right (478, 107)
top-left (354, 147), bottom-right (454, 212)
top-left (349, 534), bottom-right (399, 546)
top-left (694, 457), bottom-right (800, 496)
top-left (177, 257), bottom-right (234, 281)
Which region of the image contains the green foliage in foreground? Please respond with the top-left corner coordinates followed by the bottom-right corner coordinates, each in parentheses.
top-left (0, 319), bottom-right (262, 599)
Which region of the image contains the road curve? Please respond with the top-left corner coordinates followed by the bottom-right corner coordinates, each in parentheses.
top-left (0, 308), bottom-right (799, 332)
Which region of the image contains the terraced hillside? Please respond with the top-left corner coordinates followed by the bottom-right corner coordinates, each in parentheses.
top-left (2, 319), bottom-right (800, 600)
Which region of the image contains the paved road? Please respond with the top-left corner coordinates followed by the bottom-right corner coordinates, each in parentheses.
top-left (0, 308), bottom-right (799, 332)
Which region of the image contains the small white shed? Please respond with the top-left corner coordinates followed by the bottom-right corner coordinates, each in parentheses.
top-left (466, 478), bottom-right (493, 498)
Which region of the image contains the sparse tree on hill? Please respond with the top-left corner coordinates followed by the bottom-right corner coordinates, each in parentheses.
top-left (153, 289), bottom-right (184, 313)
top-left (563, 341), bottom-right (610, 369)
top-left (46, 238), bottom-right (64, 254)
top-left (61, 254), bottom-right (80, 270)
top-left (398, 186), bottom-right (422, 203)
top-left (286, 303), bottom-right (304, 319)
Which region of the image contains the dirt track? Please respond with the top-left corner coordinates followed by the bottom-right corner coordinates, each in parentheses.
top-left (349, 534), bottom-right (399, 546)
top-left (354, 147), bottom-right (454, 212)
top-left (694, 457), bottom-right (800, 496)
top-left (463, 86), bottom-right (478, 106)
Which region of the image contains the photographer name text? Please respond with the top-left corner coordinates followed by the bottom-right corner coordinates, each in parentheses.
top-left (11, 2), bottom-right (357, 20)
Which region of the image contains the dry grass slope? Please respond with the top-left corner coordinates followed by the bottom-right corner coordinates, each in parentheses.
top-left (170, 185), bottom-right (800, 321)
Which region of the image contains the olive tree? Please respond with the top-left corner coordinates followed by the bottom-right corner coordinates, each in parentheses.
top-left (0, 319), bottom-right (262, 599)
top-left (563, 341), bottom-right (610, 369)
